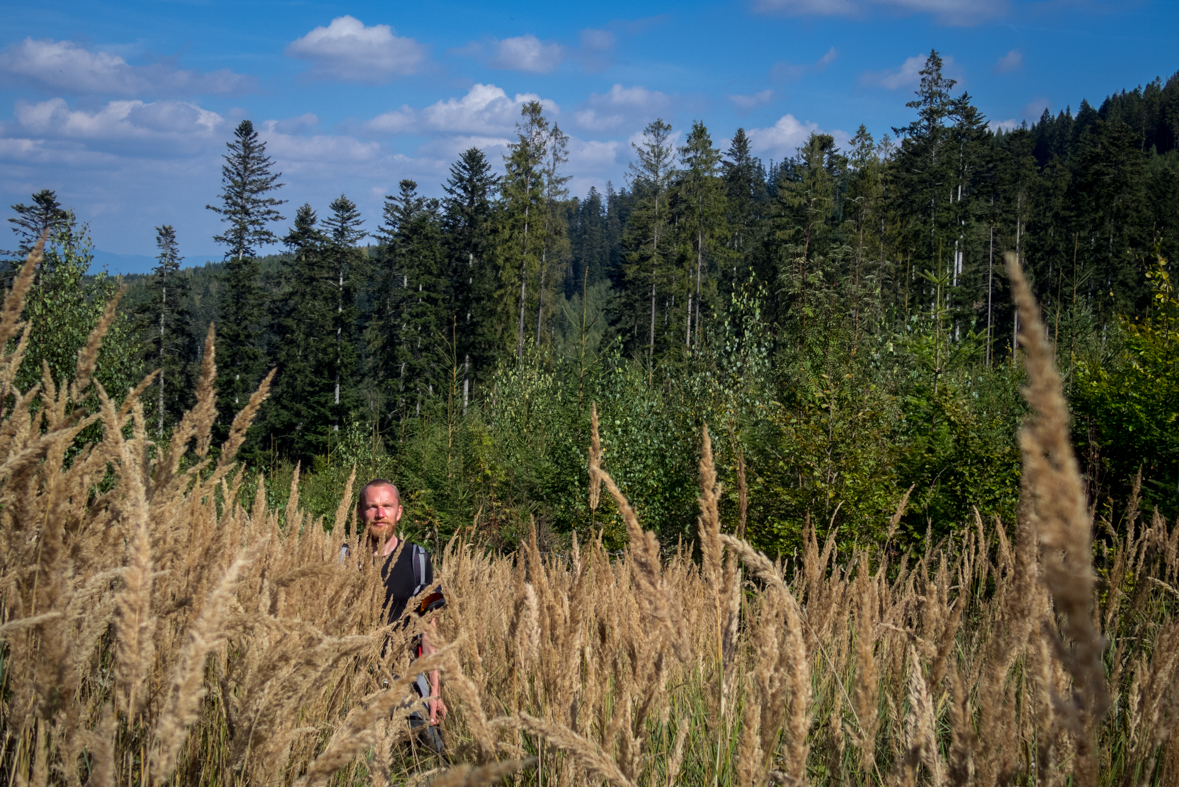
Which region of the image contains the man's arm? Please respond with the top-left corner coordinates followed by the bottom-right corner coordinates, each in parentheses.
top-left (421, 616), bottom-right (447, 724)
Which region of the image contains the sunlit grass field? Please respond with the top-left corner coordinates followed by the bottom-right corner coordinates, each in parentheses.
top-left (2, 242), bottom-right (1177, 787)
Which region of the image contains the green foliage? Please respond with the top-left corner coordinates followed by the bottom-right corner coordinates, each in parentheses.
top-left (1073, 253), bottom-right (1179, 514)
top-left (11, 204), bottom-right (140, 398)
top-left (207, 119), bottom-right (286, 451)
top-left (136, 224), bottom-right (196, 437)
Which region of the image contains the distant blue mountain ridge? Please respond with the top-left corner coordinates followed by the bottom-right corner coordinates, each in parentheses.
top-left (89, 249), bottom-right (218, 276)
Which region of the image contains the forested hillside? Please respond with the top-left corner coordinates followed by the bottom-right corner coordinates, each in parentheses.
top-left (8, 52), bottom-right (1179, 553)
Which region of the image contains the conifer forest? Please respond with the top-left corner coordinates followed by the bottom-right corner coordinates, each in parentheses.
top-left (3, 49), bottom-right (1179, 787)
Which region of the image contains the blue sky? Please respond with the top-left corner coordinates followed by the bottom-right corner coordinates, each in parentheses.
top-left (1, 0), bottom-right (1175, 271)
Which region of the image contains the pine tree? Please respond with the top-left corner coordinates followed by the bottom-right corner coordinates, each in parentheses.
top-left (206, 119), bottom-right (285, 426)
top-left (845, 125), bottom-right (886, 342)
top-left (679, 120), bottom-right (726, 349)
top-left (773, 132), bottom-right (845, 339)
top-left (372, 181), bottom-right (445, 424)
top-left (536, 124), bottom-right (571, 351)
top-left (890, 50), bottom-right (958, 295)
top-left (139, 225), bottom-right (195, 436)
top-left (723, 129), bottom-right (765, 266)
top-left (502, 102), bottom-right (552, 365)
top-left (266, 203), bottom-right (334, 461)
top-left (443, 147), bottom-right (499, 406)
top-left (323, 195), bottom-right (366, 434)
top-left (618, 119), bottom-right (676, 378)
top-left (4, 190), bottom-right (70, 285)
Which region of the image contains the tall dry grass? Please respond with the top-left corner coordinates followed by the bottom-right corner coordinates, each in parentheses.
top-left (2, 242), bottom-right (1178, 786)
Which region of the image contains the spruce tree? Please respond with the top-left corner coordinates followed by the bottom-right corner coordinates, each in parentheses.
top-left (536, 123), bottom-right (571, 351)
top-left (139, 225), bottom-right (195, 436)
top-left (442, 148), bottom-right (499, 406)
top-left (618, 119), bottom-right (676, 377)
top-left (890, 50), bottom-right (958, 288)
top-left (4, 190), bottom-right (69, 284)
top-left (679, 121), bottom-right (726, 349)
top-left (502, 102), bottom-right (552, 365)
top-left (266, 203), bottom-right (333, 461)
top-left (206, 119), bottom-right (285, 428)
top-left (323, 195), bottom-right (366, 434)
top-left (723, 129), bottom-right (765, 264)
top-left (372, 181), bottom-right (445, 425)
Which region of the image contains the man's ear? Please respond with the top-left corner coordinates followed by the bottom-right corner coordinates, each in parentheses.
top-left (394, 504), bottom-right (403, 522)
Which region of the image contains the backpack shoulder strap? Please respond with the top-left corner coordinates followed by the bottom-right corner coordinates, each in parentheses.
top-left (411, 544), bottom-right (429, 596)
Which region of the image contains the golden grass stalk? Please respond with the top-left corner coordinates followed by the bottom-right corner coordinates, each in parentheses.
top-left (1007, 252), bottom-right (1109, 777)
top-left (153, 539), bottom-right (267, 777)
top-left (492, 714), bottom-right (636, 787)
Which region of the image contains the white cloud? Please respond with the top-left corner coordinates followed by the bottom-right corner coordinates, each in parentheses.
top-left (745, 114), bottom-right (823, 159)
top-left (731, 90), bottom-right (775, 111)
top-left (286, 16), bottom-right (427, 83)
top-left (753, 0), bottom-right (1006, 25)
top-left (13, 97), bottom-right (223, 147)
top-left (989, 118), bottom-right (1019, 132)
top-left (861, 54), bottom-right (929, 90)
top-left (994, 49), bottom-right (1022, 73)
top-left (770, 47), bottom-right (838, 82)
top-left (259, 124), bottom-right (384, 177)
top-left (489, 35), bottom-right (565, 73)
top-left (568, 138), bottom-right (621, 170)
top-left (366, 84), bottom-right (557, 136)
top-left (366, 106), bottom-right (416, 134)
top-left (0, 38), bottom-right (253, 96)
top-left (575, 84), bottom-right (670, 132)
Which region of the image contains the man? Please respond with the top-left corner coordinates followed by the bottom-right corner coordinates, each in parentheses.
top-left (356, 478), bottom-right (448, 740)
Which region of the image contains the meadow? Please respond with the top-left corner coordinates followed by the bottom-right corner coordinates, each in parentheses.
top-left (2, 240), bottom-right (1177, 787)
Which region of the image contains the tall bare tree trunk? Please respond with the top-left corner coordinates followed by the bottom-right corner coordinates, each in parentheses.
top-left (1012, 200), bottom-right (1023, 363)
top-left (536, 247), bottom-right (546, 349)
top-left (158, 285), bottom-right (166, 437)
top-left (335, 261), bottom-right (342, 433)
top-left (986, 220), bottom-right (994, 368)
top-left (649, 206), bottom-right (659, 385)
top-left (517, 172), bottom-right (531, 367)
top-left (694, 224), bottom-right (703, 349)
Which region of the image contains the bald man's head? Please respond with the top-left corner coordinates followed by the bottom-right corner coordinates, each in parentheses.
top-left (358, 479), bottom-right (401, 543)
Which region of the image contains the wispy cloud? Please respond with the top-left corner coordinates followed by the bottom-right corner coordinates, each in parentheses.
top-left (0, 38), bottom-right (253, 97)
top-left (730, 90), bottom-right (775, 112)
top-left (753, 0), bottom-right (1007, 25)
top-left (860, 54), bottom-right (936, 90)
top-left (993, 49), bottom-right (1023, 73)
top-left (365, 84), bottom-right (557, 136)
top-left (286, 16), bottom-right (427, 83)
top-left (491, 35), bottom-right (565, 73)
top-left (770, 47), bottom-right (838, 82)
top-left (574, 84), bottom-right (670, 132)
top-left (456, 35), bottom-right (567, 74)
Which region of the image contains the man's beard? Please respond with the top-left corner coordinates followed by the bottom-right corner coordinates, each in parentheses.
top-left (366, 522), bottom-right (394, 541)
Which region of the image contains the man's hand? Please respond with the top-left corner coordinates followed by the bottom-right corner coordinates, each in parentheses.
top-left (429, 695), bottom-right (448, 725)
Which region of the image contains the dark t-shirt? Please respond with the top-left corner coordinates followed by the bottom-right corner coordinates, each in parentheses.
top-left (380, 543), bottom-right (433, 625)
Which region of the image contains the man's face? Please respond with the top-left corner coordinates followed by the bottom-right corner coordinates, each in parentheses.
top-left (360, 484), bottom-right (401, 542)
